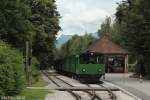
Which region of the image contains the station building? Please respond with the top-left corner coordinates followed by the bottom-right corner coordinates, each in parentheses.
top-left (86, 35), bottom-right (128, 73)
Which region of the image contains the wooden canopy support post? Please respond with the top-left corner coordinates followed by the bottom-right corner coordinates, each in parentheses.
top-left (124, 55), bottom-right (128, 73)
top-left (96, 56), bottom-right (99, 64)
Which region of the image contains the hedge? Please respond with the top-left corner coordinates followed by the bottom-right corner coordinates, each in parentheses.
top-left (0, 41), bottom-right (25, 96)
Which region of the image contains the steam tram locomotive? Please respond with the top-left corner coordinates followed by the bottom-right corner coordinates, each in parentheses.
top-left (54, 52), bottom-right (105, 82)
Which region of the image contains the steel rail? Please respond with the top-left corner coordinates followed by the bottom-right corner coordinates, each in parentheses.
top-left (55, 75), bottom-right (102, 100)
top-left (98, 84), bottom-right (117, 100)
top-left (42, 71), bottom-right (81, 100)
top-left (45, 71), bottom-right (102, 100)
top-left (55, 75), bottom-right (104, 100)
top-left (42, 71), bottom-right (60, 87)
top-left (86, 84), bottom-right (102, 100)
top-left (54, 76), bottom-right (73, 86)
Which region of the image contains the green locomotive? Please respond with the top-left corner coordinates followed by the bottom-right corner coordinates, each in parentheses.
top-left (55, 52), bottom-right (105, 82)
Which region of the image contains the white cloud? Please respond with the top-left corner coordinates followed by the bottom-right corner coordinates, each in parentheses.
top-left (56, 0), bottom-right (122, 37)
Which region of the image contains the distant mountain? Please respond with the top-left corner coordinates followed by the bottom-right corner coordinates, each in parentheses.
top-left (56, 33), bottom-right (99, 48)
top-left (56, 34), bottom-right (72, 48)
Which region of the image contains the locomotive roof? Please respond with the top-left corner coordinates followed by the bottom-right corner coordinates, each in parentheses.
top-left (86, 34), bottom-right (128, 55)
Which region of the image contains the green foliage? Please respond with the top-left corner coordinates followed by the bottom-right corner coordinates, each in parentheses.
top-left (0, 0), bottom-right (34, 48)
top-left (31, 76), bottom-right (48, 87)
top-left (0, 0), bottom-right (60, 69)
top-left (30, 57), bottom-right (40, 84)
top-left (0, 42), bottom-right (41, 96)
top-left (97, 0), bottom-right (150, 76)
top-left (27, 0), bottom-right (61, 68)
top-left (98, 17), bottom-right (112, 36)
top-left (98, 17), bottom-right (123, 46)
top-left (19, 88), bottom-right (48, 100)
top-left (57, 34), bottom-right (96, 59)
top-left (0, 41), bottom-right (25, 95)
top-left (115, 0), bottom-right (150, 75)
top-left (0, 0), bottom-right (60, 96)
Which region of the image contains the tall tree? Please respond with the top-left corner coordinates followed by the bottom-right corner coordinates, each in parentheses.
top-left (116, 0), bottom-right (150, 76)
top-left (98, 17), bottom-right (112, 37)
top-left (27, 0), bottom-right (61, 68)
top-left (0, 0), bottom-right (34, 48)
top-left (97, 17), bottom-right (122, 45)
top-left (0, 0), bottom-right (61, 68)
top-left (58, 34), bottom-right (96, 59)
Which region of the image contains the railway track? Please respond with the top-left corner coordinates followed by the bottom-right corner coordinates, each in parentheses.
top-left (43, 71), bottom-right (102, 100)
top-left (54, 75), bottom-right (103, 100)
top-left (98, 83), bottom-right (117, 100)
top-left (43, 71), bottom-right (117, 100)
top-left (87, 84), bottom-right (117, 100)
top-left (42, 71), bottom-right (81, 100)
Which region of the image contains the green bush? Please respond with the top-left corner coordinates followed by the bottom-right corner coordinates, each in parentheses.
top-left (0, 41), bottom-right (25, 96)
top-left (30, 57), bottom-right (40, 84)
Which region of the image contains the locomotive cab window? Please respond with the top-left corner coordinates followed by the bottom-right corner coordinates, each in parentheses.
top-left (79, 53), bottom-right (104, 64)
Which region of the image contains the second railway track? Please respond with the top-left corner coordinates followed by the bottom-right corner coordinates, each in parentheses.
top-left (42, 70), bottom-right (81, 100)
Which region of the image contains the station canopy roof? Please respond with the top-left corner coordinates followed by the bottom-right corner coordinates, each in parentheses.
top-left (86, 35), bottom-right (128, 55)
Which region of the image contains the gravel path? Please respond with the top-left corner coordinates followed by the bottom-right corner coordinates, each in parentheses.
top-left (105, 73), bottom-right (150, 100)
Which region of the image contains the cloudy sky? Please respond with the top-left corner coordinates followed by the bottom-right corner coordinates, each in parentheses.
top-left (56, 0), bottom-right (122, 37)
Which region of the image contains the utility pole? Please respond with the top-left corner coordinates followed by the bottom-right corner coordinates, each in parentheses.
top-left (25, 41), bottom-right (30, 84)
